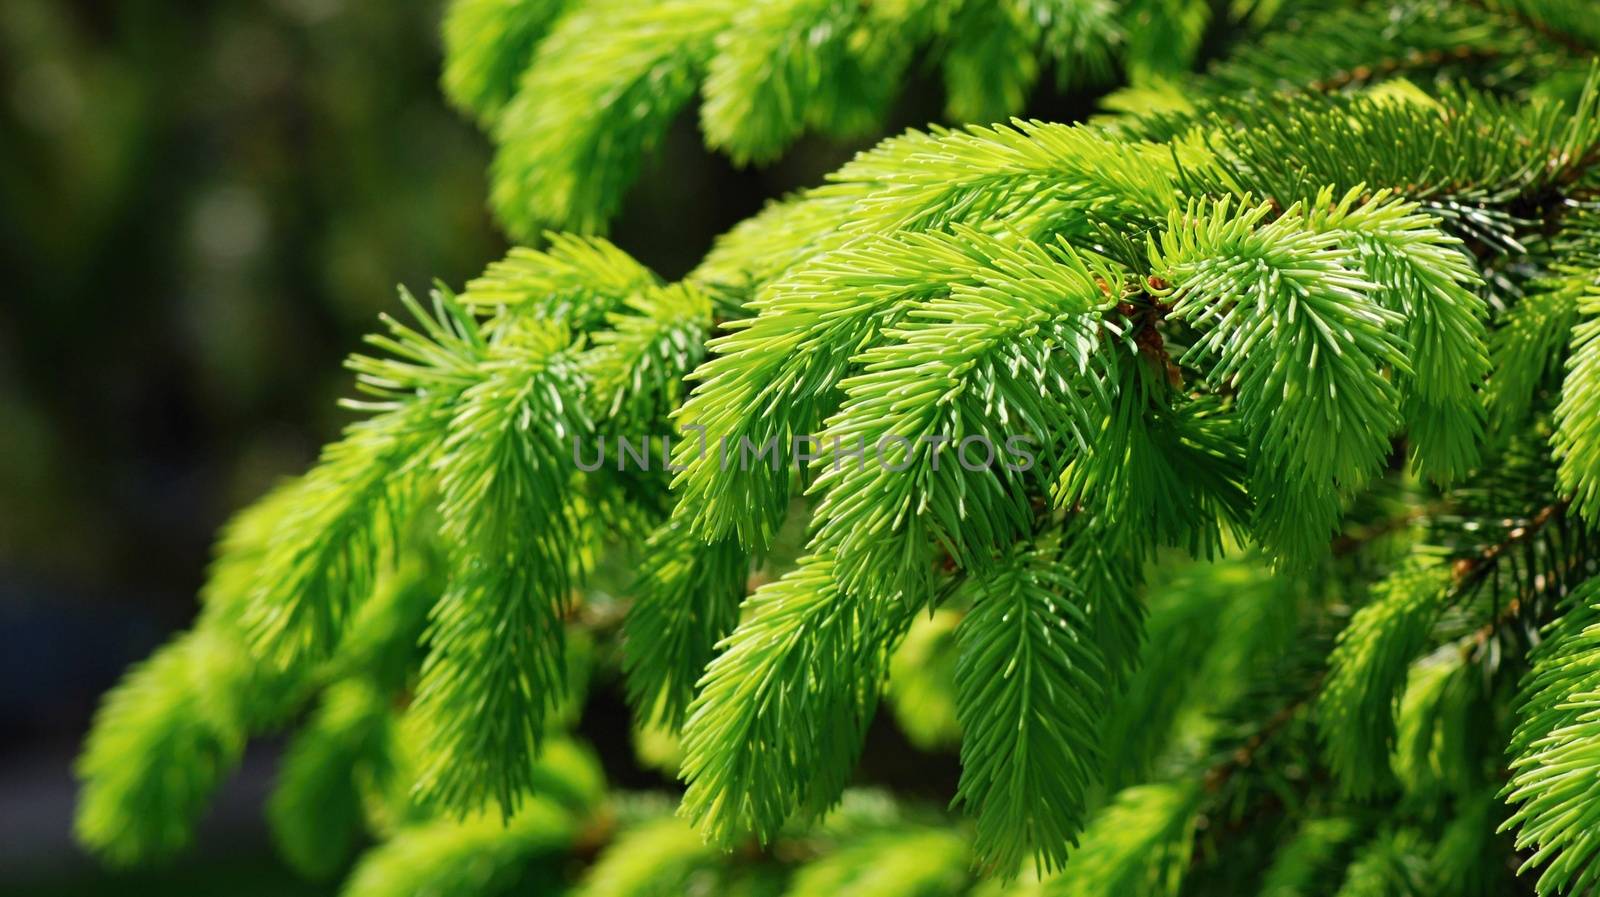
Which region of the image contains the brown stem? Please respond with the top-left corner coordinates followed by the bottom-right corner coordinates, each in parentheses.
top-left (1458, 0), bottom-right (1595, 57)
top-left (1449, 500), bottom-right (1567, 592)
top-left (1307, 44), bottom-right (1514, 93)
top-left (1202, 678), bottom-right (1322, 794)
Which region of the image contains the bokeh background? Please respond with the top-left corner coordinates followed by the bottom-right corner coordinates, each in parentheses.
top-left (0, 2), bottom-right (1099, 893)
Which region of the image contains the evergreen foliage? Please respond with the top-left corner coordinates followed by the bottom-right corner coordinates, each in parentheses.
top-left (76, 1), bottom-right (1600, 896)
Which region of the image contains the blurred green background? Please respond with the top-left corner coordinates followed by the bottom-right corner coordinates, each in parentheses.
top-left (0, 1), bottom-right (500, 892)
top-left (0, 2), bottom-right (1093, 892)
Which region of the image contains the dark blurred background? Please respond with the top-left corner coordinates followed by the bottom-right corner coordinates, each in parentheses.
top-left (0, 2), bottom-right (1096, 892)
top-left (0, 1), bottom-right (498, 891)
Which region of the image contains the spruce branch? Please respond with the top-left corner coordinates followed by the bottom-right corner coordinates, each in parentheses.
top-left (1553, 284), bottom-right (1600, 523)
top-left (621, 521), bottom-right (748, 729)
top-left (408, 321), bottom-right (593, 816)
top-left (677, 555), bottom-right (915, 846)
top-left (952, 535), bottom-right (1112, 875)
top-left (805, 230), bottom-right (1111, 600)
top-left (340, 799), bottom-right (576, 897)
top-left (75, 625), bottom-right (270, 864)
top-left (441, 0), bottom-right (571, 126)
top-left (1150, 194), bottom-right (1410, 564)
top-left (459, 233), bottom-right (662, 331)
top-left (1502, 575), bottom-right (1600, 896)
top-left (699, 0), bottom-right (908, 164)
top-left (490, 0), bottom-right (736, 237)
